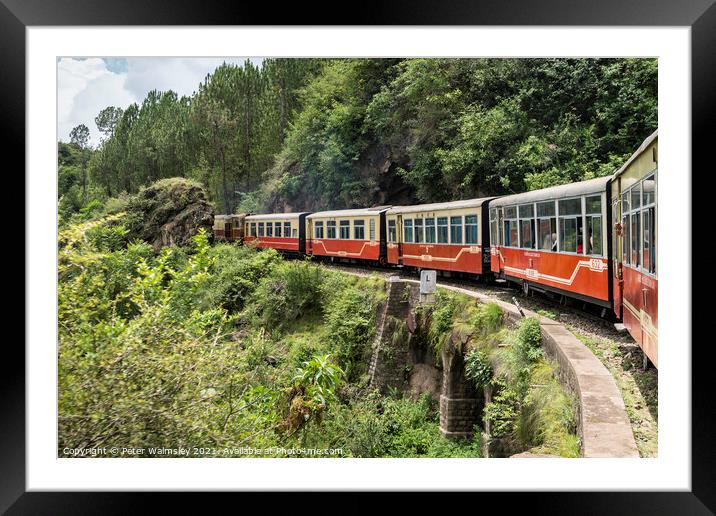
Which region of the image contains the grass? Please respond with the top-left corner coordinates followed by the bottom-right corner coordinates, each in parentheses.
top-left (573, 330), bottom-right (658, 457)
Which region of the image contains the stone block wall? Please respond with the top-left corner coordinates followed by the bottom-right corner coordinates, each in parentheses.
top-left (369, 278), bottom-right (419, 392)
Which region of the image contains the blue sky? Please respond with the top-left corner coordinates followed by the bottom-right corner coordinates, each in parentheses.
top-left (58, 57), bottom-right (263, 147)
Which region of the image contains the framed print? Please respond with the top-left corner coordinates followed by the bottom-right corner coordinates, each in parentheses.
top-left (5, 0), bottom-right (714, 512)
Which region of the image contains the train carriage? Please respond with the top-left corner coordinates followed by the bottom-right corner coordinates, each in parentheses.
top-left (212, 214), bottom-right (245, 242)
top-left (489, 177), bottom-right (612, 308)
top-left (385, 198), bottom-right (494, 275)
top-left (243, 212), bottom-right (310, 253)
top-left (611, 130), bottom-right (658, 367)
top-left (305, 207), bottom-right (389, 262)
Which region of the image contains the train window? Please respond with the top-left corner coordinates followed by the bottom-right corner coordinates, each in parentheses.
top-left (327, 220), bottom-right (336, 239)
top-left (425, 218), bottom-right (436, 243)
top-left (537, 201), bottom-right (556, 251)
top-left (641, 173), bottom-right (657, 274)
top-left (519, 218), bottom-right (535, 249)
top-left (586, 196), bottom-right (601, 215)
top-left (266, 222), bottom-right (273, 237)
top-left (489, 209), bottom-right (498, 246)
top-left (258, 222), bottom-right (265, 237)
top-left (388, 220), bottom-right (397, 242)
top-left (536, 201), bottom-right (555, 217)
top-left (275, 222), bottom-right (282, 238)
top-left (559, 198), bottom-right (581, 216)
top-left (370, 219), bottom-right (376, 241)
top-left (404, 219), bottom-right (414, 243)
top-left (354, 219), bottom-right (365, 240)
top-left (450, 216), bottom-right (462, 244)
top-left (643, 176), bottom-right (656, 206)
top-left (315, 221), bottom-right (324, 239)
top-left (437, 217), bottom-right (448, 244)
top-left (585, 195), bottom-right (602, 256)
top-left (559, 217), bottom-right (580, 253)
top-left (623, 212), bottom-right (630, 265)
top-left (465, 215), bottom-right (479, 244)
top-left (586, 215), bottom-right (602, 256)
top-left (340, 220), bottom-right (350, 239)
top-left (292, 229), bottom-right (298, 238)
top-left (518, 204), bottom-right (534, 249)
top-left (414, 218), bottom-right (425, 243)
top-left (503, 208), bottom-right (518, 247)
top-left (284, 222), bottom-right (291, 236)
top-left (558, 198), bottom-right (583, 253)
top-left (630, 212), bottom-right (640, 267)
top-left (631, 187), bottom-right (641, 211)
top-left (643, 207), bottom-right (655, 274)
top-left (537, 218), bottom-right (557, 251)
top-left (518, 204), bottom-right (534, 218)
top-left (250, 223), bottom-right (257, 237)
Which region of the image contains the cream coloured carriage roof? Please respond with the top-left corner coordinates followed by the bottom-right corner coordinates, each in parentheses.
top-left (306, 207), bottom-right (390, 219)
top-left (245, 212), bottom-right (309, 221)
top-left (490, 176), bottom-right (611, 207)
top-left (387, 197), bottom-right (495, 215)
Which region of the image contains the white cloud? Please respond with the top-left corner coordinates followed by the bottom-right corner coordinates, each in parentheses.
top-left (57, 57), bottom-right (264, 148)
top-left (57, 57), bottom-right (136, 147)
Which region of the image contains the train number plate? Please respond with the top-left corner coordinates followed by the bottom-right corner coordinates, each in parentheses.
top-left (525, 268), bottom-right (539, 279)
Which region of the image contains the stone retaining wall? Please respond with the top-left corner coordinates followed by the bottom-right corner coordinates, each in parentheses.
top-left (424, 282), bottom-right (639, 458)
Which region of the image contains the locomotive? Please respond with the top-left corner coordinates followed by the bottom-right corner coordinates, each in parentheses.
top-left (213, 130), bottom-right (658, 367)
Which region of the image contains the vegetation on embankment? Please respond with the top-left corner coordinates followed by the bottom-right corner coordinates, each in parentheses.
top-left (60, 58), bottom-right (657, 217)
top-left (420, 291), bottom-right (581, 457)
top-left (58, 213), bottom-right (482, 457)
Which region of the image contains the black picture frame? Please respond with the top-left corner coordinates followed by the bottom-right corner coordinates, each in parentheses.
top-left (5, 1), bottom-right (713, 512)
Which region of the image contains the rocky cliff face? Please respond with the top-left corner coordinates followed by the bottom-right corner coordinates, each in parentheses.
top-left (125, 178), bottom-right (215, 251)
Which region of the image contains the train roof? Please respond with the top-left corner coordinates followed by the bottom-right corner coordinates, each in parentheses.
top-left (245, 212), bottom-right (309, 221)
top-left (387, 197), bottom-right (495, 215)
top-left (214, 214), bottom-right (243, 220)
top-left (307, 207), bottom-right (391, 219)
top-left (490, 176), bottom-right (611, 207)
top-left (613, 129), bottom-right (658, 179)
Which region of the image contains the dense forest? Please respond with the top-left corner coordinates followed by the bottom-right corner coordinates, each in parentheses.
top-left (59, 58), bottom-right (657, 220)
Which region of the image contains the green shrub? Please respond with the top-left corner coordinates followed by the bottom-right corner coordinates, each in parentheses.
top-left (293, 354), bottom-right (345, 406)
top-left (104, 193), bottom-right (131, 214)
top-left (324, 286), bottom-right (377, 380)
top-left (465, 348), bottom-right (493, 388)
top-left (484, 380), bottom-right (521, 438)
top-left (86, 222), bottom-right (129, 252)
top-left (202, 245), bottom-right (281, 313)
top-left (517, 362), bottom-right (581, 457)
top-left (250, 260), bottom-right (324, 328)
top-left (471, 302), bottom-right (504, 336)
top-left (514, 317), bottom-right (543, 363)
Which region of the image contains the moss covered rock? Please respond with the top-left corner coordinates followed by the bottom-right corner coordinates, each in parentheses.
top-left (125, 178), bottom-right (215, 251)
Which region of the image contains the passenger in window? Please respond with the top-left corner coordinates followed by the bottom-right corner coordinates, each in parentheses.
top-left (576, 236), bottom-right (583, 254)
top-left (549, 233), bottom-right (557, 252)
top-left (542, 232), bottom-right (552, 251)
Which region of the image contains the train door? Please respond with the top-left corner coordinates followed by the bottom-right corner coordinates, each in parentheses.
top-left (612, 179), bottom-right (624, 320)
top-left (397, 215), bottom-right (404, 264)
top-left (305, 217), bottom-right (312, 255)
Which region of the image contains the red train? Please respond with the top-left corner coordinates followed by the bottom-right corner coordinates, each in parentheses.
top-left (214, 131), bottom-right (658, 367)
